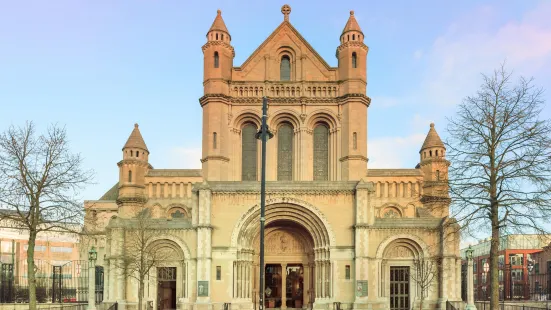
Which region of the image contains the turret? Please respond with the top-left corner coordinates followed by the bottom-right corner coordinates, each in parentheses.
top-left (200, 10), bottom-right (233, 181)
top-left (202, 9), bottom-right (234, 95)
top-left (337, 10), bottom-right (370, 180)
top-left (117, 124), bottom-right (152, 217)
top-left (336, 11), bottom-right (368, 94)
top-left (418, 123), bottom-right (450, 217)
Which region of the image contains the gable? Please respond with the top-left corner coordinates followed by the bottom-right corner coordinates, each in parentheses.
top-left (233, 22), bottom-right (337, 82)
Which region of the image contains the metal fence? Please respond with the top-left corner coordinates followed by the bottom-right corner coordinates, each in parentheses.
top-left (0, 259), bottom-right (103, 304)
top-left (473, 273), bottom-right (550, 301)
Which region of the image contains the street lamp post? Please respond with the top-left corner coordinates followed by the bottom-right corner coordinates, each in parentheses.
top-left (256, 97), bottom-right (273, 310)
top-left (88, 246), bottom-right (98, 310)
top-left (527, 259), bottom-right (534, 300)
top-left (465, 246), bottom-right (477, 310)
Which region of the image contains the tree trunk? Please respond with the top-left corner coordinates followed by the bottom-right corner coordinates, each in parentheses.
top-left (138, 278), bottom-right (144, 310)
top-left (420, 296), bottom-right (424, 310)
top-left (489, 196), bottom-right (500, 309)
top-left (27, 230), bottom-right (37, 310)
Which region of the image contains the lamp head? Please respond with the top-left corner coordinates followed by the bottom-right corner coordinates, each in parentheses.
top-left (88, 246), bottom-right (98, 262)
top-left (466, 245), bottom-right (474, 260)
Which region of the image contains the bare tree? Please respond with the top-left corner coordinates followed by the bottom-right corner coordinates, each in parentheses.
top-left (114, 208), bottom-right (173, 310)
top-left (410, 258), bottom-right (438, 310)
top-left (446, 64), bottom-right (551, 310)
top-left (0, 122), bottom-right (93, 310)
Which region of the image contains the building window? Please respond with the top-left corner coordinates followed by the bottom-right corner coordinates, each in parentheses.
top-left (241, 123), bottom-right (258, 181)
top-left (313, 124), bottom-right (329, 181)
top-left (128, 170), bottom-right (132, 183)
top-left (51, 246), bottom-right (73, 253)
top-left (352, 52), bottom-right (357, 68)
top-left (23, 245), bottom-right (46, 252)
top-left (277, 123), bottom-right (294, 180)
top-left (436, 170), bottom-right (440, 181)
top-left (216, 266), bottom-right (221, 280)
top-left (345, 265), bottom-right (351, 280)
top-left (214, 52), bottom-right (219, 68)
top-left (509, 254), bottom-right (523, 266)
top-left (353, 132), bottom-right (357, 150)
top-left (280, 55), bottom-right (291, 81)
top-left (213, 132), bottom-right (217, 149)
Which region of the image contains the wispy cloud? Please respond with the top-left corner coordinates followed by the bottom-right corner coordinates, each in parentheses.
top-left (419, 2), bottom-right (551, 108)
top-left (368, 133), bottom-right (426, 169)
top-left (162, 147), bottom-right (202, 169)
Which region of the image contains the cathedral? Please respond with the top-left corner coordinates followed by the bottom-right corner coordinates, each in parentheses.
top-left (84, 5), bottom-right (462, 310)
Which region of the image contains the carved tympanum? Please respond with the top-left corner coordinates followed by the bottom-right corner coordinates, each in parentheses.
top-left (386, 246), bottom-right (414, 258)
top-left (265, 231), bottom-right (303, 254)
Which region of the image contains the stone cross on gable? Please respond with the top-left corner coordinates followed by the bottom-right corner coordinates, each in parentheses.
top-left (281, 4), bottom-right (291, 22)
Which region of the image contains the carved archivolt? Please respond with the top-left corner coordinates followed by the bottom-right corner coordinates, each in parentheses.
top-left (375, 234), bottom-right (429, 259)
top-left (231, 197), bottom-right (335, 249)
top-left (306, 109), bottom-right (340, 130)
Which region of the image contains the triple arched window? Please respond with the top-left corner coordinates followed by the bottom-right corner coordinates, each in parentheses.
top-left (240, 122), bottom-right (330, 181)
top-left (280, 56), bottom-right (291, 81)
top-left (241, 124), bottom-right (258, 181)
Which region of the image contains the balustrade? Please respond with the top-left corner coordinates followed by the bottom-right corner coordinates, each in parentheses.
top-left (231, 83), bottom-right (339, 98)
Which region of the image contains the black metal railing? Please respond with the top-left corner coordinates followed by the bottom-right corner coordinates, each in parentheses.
top-left (0, 259), bottom-right (104, 304)
top-left (475, 301), bottom-right (550, 310)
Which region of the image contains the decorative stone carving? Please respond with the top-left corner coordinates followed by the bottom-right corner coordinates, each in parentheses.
top-left (382, 209), bottom-right (400, 218)
top-left (265, 231), bottom-right (304, 254)
top-left (386, 246), bottom-right (414, 258)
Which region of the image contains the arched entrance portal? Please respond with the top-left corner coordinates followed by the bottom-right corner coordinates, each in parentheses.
top-left (254, 221), bottom-right (313, 309)
top-left (232, 200), bottom-right (334, 309)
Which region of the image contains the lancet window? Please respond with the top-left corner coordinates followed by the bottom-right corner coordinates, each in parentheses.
top-left (241, 123), bottom-right (258, 181)
top-left (313, 124), bottom-right (329, 181)
top-left (277, 123), bottom-right (294, 180)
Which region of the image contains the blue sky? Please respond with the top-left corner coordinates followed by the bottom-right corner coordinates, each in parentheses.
top-left (1, 0), bottom-right (550, 201)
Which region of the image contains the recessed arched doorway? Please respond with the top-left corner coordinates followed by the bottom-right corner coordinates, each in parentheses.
top-left (231, 199), bottom-right (334, 309)
top-left (254, 220), bottom-right (314, 309)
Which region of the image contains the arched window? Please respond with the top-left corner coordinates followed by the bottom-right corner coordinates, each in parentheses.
top-left (277, 123), bottom-right (294, 180)
top-left (128, 170), bottom-right (132, 183)
top-left (353, 132), bottom-right (357, 150)
top-left (213, 132), bottom-right (217, 149)
top-left (436, 170), bottom-right (440, 181)
top-left (280, 56), bottom-right (291, 81)
top-left (313, 124), bottom-right (329, 181)
top-left (352, 52), bottom-right (357, 68)
top-left (214, 52), bottom-right (219, 68)
top-left (241, 124), bottom-right (258, 181)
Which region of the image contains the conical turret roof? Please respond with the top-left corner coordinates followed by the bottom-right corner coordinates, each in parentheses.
top-left (123, 123), bottom-right (149, 152)
top-left (342, 10), bottom-right (363, 35)
top-left (420, 123), bottom-right (445, 151)
top-left (208, 9), bottom-right (229, 34)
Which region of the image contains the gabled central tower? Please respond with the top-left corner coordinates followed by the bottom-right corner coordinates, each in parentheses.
top-left (199, 5), bottom-right (370, 182)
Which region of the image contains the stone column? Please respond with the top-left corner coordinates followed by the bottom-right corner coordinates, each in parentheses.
top-left (281, 264), bottom-right (287, 309)
top-left (303, 264), bottom-right (309, 307)
top-left (196, 182), bottom-right (212, 303)
top-left (233, 261), bottom-right (238, 298)
top-left (354, 181), bottom-right (374, 308)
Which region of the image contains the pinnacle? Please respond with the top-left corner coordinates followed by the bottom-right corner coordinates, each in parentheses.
top-left (208, 9), bottom-right (230, 34)
top-left (123, 123), bottom-right (149, 153)
top-left (420, 123), bottom-right (444, 151)
top-left (342, 9), bottom-right (363, 35)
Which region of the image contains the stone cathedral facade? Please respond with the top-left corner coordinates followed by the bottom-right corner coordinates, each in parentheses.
top-left (84, 5), bottom-right (462, 310)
